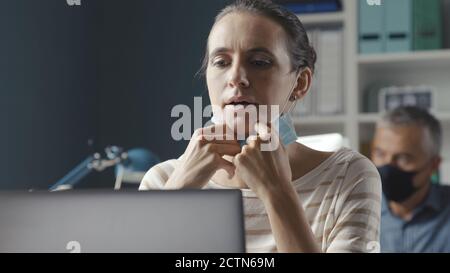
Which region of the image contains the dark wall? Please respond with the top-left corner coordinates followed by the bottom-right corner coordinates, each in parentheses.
top-left (0, 0), bottom-right (230, 189)
top-left (0, 0), bottom-right (101, 189)
top-left (97, 0), bottom-right (228, 161)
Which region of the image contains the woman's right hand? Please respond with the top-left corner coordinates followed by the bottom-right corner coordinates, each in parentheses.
top-left (164, 124), bottom-right (241, 189)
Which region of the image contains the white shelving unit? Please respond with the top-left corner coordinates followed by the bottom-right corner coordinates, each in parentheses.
top-left (294, 115), bottom-right (346, 125)
top-left (358, 49), bottom-right (450, 68)
top-left (294, 0), bottom-right (357, 150)
top-left (293, 0), bottom-right (450, 161)
top-left (358, 112), bottom-right (450, 124)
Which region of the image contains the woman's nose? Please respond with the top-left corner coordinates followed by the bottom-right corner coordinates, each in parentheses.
top-left (228, 65), bottom-right (249, 89)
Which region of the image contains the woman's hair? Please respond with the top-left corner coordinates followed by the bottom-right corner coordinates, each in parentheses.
top-left (199, 0), bottom-right (317, 75)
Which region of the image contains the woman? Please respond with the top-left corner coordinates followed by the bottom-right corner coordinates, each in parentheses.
top-left (140, 0), bottom-right (381, 253)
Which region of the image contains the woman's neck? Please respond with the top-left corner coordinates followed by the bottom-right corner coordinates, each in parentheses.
top-left (287, 143), bottom-right (334, 181)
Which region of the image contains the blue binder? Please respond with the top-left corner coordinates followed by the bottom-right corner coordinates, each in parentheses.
top-left (385, 0), bottom-right (412, 52)
top-left (282, 1), bottom-right (341, 14)
top-left (359, 0), bottom-right (385, 54)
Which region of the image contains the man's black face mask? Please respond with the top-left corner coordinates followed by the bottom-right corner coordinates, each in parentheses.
top-left (377, 163), bottom-right (429, 203)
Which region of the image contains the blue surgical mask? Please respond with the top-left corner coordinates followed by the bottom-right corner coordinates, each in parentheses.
top-left (273, 113), bottom-right (298, 146)
top-left (212, 109), bottom-right (298, 148)
top-left (211, 77), bottom-right (299, 148)
top-left (269, 77), bottom-right (299, 147)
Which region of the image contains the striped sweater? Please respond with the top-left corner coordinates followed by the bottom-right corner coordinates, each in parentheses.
top-left (139, 147), bottom-right (382, 253)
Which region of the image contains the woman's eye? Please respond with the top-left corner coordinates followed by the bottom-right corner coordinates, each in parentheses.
top-left (212, 59), bottom-right (229, 68)
top-left (250, 59), bottom-right (272, 67)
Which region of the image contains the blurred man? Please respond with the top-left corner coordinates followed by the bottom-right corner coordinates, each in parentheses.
top-left (372, 106), bottom-right (450, 252)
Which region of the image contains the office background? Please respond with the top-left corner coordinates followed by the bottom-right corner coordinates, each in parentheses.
top-left (0, 0), bottom-right (231, 189)
top-left (1, 0), bottom-right (449, 190)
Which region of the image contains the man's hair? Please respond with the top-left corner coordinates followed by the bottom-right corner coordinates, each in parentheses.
top-left (377, 106), bottom-right (442, 157)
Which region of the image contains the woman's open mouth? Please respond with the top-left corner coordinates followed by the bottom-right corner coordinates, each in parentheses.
top-left (227, 102), bottom-right (259, 111)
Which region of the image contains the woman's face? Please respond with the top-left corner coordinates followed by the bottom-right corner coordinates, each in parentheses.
top-left (206, 12), bottom-right (302, 134)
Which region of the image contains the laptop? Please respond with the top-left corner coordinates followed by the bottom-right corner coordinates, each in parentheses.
top-left (0, 189), bottom-right (245, 253)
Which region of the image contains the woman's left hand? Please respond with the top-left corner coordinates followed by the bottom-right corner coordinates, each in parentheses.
top-left (233, 122), bottom-right (294, 202)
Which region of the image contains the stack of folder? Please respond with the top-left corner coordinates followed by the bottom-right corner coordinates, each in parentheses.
top-left (413, 0), bottom-right (443, 50)
top-left (292, 28), bottom-right (344, 118)
top-left (359, 0), bottom-right (444, 54)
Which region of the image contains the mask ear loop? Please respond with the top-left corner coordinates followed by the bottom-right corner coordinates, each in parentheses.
top-left (264, 71), bottom-right (301, 140)
top-left (279, 70), bottom-right (302, 119)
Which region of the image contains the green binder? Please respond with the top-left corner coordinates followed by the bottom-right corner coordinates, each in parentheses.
top-left (413, 0), bottom-right (443, 50)
top-left (359, 0), bottom-right (385, 54)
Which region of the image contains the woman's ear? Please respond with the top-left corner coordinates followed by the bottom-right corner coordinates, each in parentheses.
top-left (292, 67), bottom-right (313, 100)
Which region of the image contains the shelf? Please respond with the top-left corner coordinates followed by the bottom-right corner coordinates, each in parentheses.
top-left (358, 112), bottom-right (450, 124)
top-left (358, 49), bottom-right (450, 70)
top-left (297, 12), bottom-right (344, 26)
top-left (436, 112), bottom-right (450, 121)
top-left (357, 113), bottom-right (379, 123)
top-left (293, 115), bottom-right (346, 125)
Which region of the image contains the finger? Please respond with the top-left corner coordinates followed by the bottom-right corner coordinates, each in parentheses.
top-left (216, 157), bottom-right (236, 178)
top-left (198, 137), bottom-right (239, 145)
top-left (196, 135), bottom-right (238, 144)
top-left (254, 122), bottom-right (273, 141)
top-left (196, 134), bottom-right (237, 143)
top-left (199, 124), bottom-right (237, 141)
top-left (246, 134), bottom-right (258, 142)
top-left (255, 122), bottom-right (283, 152)
top-left (203, 124), bottom-right (231, 135)
top-left (200, 134), bottom-right (238, 143)
top-left (208, 143), bottom-right (241, 156)
top-left (245, 135), bottom-right (260, 149)
top-left (198, 133), bottom-right (239, 145)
